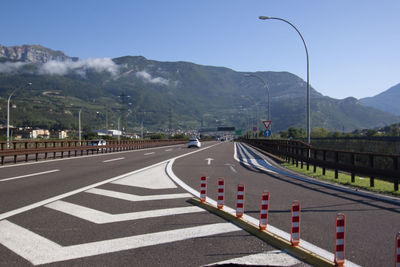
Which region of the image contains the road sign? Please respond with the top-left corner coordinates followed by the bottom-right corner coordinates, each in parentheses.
top-left (262, 121), bottom-right (271, 130)
top-left (264, 129), bottom-right (271, 137)
top-left (235, 130), bottom-right (242, 135)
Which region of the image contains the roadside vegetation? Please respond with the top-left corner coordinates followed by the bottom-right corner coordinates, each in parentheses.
top-left (282, 161), bottom-right (400, 197)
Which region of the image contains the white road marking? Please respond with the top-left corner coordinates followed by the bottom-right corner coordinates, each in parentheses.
top-left (86, 188), bottom-right (192, 201)
top-left (102, 157), bottom-right (125, 163)
top-left (205, 251), bottom-right (301, 266)
top-left (205, 158), bottom-right (214, 165)
top-left (45, 200), bottom-right (204, 224)
top-left (0, 142), bottom-right (221, 221)
top-left (0, 169), bottom-right (60, 182)
top-left (144, 152), bottom-right (155, 155)
top-left (112, 162), bottom-right (177, 189)
top-left (165, 149), bottom-right (173, 151)
top-left (0, 220), bottom-right (240, 265)
top-left (225, 163), bottom-right (237, 174)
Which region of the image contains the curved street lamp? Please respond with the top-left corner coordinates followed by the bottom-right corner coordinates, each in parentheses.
top-left (244, 73), bottom-right (271, 131)
top-left (259, 16), bottom-right (310, 144)
top-left (7, 82), bottom-right (32, 148)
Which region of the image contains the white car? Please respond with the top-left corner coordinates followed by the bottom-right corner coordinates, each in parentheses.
top-left (188, 138), bottom-right (201, 148)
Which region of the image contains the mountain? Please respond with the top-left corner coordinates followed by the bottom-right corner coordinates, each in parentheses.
top-left (0, 45), bottom-right (398, 133)
top-left (0, 44), bottom-right (78, 63)
top-left (360, 83), bottom-right (400, 116)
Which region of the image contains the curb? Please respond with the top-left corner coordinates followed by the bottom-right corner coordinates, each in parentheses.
top-left (188, 197), bottom-right (335, 267)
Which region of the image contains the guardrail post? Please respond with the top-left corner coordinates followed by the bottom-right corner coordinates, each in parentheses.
top-left (335, 151), bottom-right (339, 179)
top-left (351, 153), bottom-right (355, 183)
top-left (322, 150), bottom-right (326, 175)
top-left (313, 150), bottom-right (317, 173)
top-left (369, 155), bottom-right (375, 187)
top-left (300, 148), bottom-right (304, 169)
top-left (393, 156), bottom-right (399, 191)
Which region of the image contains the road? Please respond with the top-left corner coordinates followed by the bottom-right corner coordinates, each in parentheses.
top-left (172, 141), bottom-right (400, 267)
top-left (0, 141), bottom-right (308, 266)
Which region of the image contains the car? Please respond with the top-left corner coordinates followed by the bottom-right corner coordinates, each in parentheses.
top-left (187, 138), bottom-right (201, 148)
top-left (87, 139), bottom-right (107, 151)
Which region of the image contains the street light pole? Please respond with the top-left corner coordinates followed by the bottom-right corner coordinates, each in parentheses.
top-left (244, 73), bottom-right (271, 127)
top-left (259, 16), bottom-right (310, 145)
top-left (7, 83), bottom-right (32, 149)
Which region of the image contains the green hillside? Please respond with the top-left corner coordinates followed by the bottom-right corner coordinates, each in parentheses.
top-left (0, 55), bottom-right (398, 133)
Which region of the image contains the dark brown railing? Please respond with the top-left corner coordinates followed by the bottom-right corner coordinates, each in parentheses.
top-left (243, 139), bottom-right (400, 191)
top-left (0, 139), bottom-right (187, 165)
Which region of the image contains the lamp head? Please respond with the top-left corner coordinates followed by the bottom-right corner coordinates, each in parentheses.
top-left (259, 16), bottom-right (271, 20)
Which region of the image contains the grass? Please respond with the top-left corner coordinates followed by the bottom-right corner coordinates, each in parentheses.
top-left (281, 161), bottom-right (400, 197)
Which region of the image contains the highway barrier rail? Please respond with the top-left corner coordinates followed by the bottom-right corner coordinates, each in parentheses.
top-left (0, 139), bottom-right (187, 165)
top-left (243, 139), bottom-right (400, 191)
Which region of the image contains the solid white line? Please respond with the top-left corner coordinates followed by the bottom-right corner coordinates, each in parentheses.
top-left (102, 157), bottom-right (125, 163)
top-left (86, 188), bottom-right (191, 201)
top-left (144, 152), bottom-right (155, 155)
top-left (0, 142), bottom-right (221, 221)
top-left (165, 149), bottom-right (173, 151)
top-left (0, 169), bottom-right (60, 182)
top-left (0, 220), bottom-right (240, 265)
top-left (45, 200), bottom-right (204, 224)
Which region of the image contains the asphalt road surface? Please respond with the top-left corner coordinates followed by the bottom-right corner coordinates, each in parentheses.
top-left (172, 141), bottom-right (400, 267)
top-left (0, 141), bottom-right (309, 266)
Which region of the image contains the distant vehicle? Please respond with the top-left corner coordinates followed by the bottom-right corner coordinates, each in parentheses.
top-left (188, 138), bottom-right (201, 148)
top-left (220, 137), bottom-right (226, 141)
top-left (87, 139), bottom-right (107, 151)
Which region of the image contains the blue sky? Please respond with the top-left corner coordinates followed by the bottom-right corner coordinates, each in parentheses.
top-left (1, 0), bottom-right (399, 99)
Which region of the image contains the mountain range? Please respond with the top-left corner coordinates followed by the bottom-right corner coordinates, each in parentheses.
top-left (0, 44), bottom-right (398, 133)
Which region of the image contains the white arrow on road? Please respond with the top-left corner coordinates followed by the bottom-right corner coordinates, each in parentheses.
top-left (205, 158), bottom-right (214, 165)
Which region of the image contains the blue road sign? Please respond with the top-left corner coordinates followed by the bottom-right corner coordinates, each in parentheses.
top-left (264, 129), bottom-right (272, 137)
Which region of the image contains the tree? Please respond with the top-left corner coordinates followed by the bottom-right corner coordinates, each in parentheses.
top-left (311, 127), bottom-right (329, 138)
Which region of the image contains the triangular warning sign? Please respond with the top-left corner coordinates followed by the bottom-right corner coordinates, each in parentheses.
top-left (262, 121), bottom-right (271, 130)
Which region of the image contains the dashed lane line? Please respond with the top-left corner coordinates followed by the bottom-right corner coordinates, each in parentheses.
top-left (0, 169), bottom-right (60, 182)
top-left (102, 157), bottom-right (125, 163)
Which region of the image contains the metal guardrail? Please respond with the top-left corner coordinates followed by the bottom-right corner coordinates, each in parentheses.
top-left (0, 139), bottom-right (187, 165)
top-left (243, 139), bottom-right (400, 191)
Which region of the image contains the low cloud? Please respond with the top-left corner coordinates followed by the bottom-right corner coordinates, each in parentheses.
top-left (39, 58), bottom-right (119, 76)
top-left (0, 58), bottom-right (119, 76)
top-left (136, 70), bottom-right (169, 86)
top-left (0, 61), bottom-right (28, 73)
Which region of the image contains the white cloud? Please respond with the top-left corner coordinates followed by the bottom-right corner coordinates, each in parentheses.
top-left (39, 58), bottom-right (119, 76)
top-left (0, 58), bottom-right (119, 76)
top-left (0, 61), bottom-right (28, 73)
top-left (136, 70), bottom-right (169, 86)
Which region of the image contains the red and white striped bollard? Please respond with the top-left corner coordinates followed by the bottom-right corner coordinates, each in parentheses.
top-left (290, 200), bottom-right (301, 247)
top-left (217, 178), bottom-right (224, 209)
top-left (259, 191), bottom-right (269, 230)
top-left (200, 176), bottom-right (207, 203)
top-left (334, 213), bottom-right (346, 267)
top-left (236, 184), bottom-right (245, 218)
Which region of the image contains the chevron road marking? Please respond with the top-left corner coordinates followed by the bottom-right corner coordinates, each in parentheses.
top-left (45, 200), bottom-right (204, 224)
top-left (0, 220), bottom-right (240, 265)
top-left (86, 188), bottom-right (191, 201)
top-left (111, 162), bottom-right (177, 189)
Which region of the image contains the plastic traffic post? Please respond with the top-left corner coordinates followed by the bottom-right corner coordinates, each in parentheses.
top-left (395, 232), bottom-right (400, 267)
top-left (334, 213), bottom-right (346, 267)
top-left (217, 178), bottom-right (224, 209)
top-left (290, 200), bottom-right (301, 247)
top-left (236, 184), bottom-right (245, 218)
top-left (200, 176), bottom-right (207, 203)
top-left (259, 191), bottom-right (270, 230)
